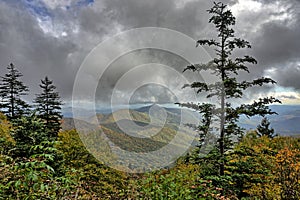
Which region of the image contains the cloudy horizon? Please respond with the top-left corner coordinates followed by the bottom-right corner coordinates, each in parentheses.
top-left (1, 0), bottom-right (300, 107)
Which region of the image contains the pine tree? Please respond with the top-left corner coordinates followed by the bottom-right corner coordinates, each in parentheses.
top-left (34, 76), bottom-right (62, 139)
top-left (257, 117), bottom-right (276, 138)
top-left (0, 63), bottom-right (30, 119)
top-left (178, 2), bottom-right (281, 176)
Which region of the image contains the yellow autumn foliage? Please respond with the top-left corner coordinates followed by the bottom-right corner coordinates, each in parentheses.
top-left (234, 132), bottom-right (300, 199)
top-left (0, 112), bottom-right (14, 145)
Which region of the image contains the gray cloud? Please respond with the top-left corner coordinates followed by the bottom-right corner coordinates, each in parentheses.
top-left (252, 20), bottom-right (300, 67)
top-left (271, 62), bottom-right (300, 90)
top-left (279, 95), bottom-right (298, 100)
top-left (0, 0), bottom-right (299, 106)
top-left (0, 1), bottom-right (78, 102)
top-left (94, 48), bottom-right (207, 105)
top-left (248, 0), bottom-right (300, 92)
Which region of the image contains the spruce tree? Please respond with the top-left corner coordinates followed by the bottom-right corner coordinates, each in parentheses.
top-left (257, 117), bottom-right (276, 138)
top-left (0, 63), bottom-right (30, 119)
top-left (178, 2), bottom-right (281, 176)
top-left (34, 76), bottom-right (62, 139)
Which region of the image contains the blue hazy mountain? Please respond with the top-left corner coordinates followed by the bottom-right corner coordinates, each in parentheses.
top-left (62, 104), bottom-right (300, 136)
top-left (239, 105), bottom-right (300, 136)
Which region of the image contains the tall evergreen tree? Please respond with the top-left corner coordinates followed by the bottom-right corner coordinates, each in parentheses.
top-left (178, 2), bottom-right (280, 176)
top-left (257, 117), bottom-right (276, 138)
top-left (0, 63), bottom-right (30, 119)
top-left (34, 76), bottom-right (62, 139)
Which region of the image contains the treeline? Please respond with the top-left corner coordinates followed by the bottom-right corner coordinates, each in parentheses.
top-left (0, 63), bottom-right (62, 138)
top-left (1, 112), bottom-right (299, 199)
top-left (132, 132), bottom-right (300, 199)
top-left (0, 114), bottom-right (130, 199)
top-left (0, 64), bottom-right (129, 198)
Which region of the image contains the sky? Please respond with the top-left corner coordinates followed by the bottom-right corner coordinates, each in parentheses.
top-left (0, 0), bottom-right (300, 107)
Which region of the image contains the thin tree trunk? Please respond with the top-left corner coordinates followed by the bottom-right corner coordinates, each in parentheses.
top-left (11, 85), bottom-right (14, 119)
top-left (219, 25), bottom-right (226, 176)
top-left (220, 87), bottom-right (225, 176)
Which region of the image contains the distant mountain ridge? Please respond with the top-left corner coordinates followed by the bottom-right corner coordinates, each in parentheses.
top-left (238, 105), bottom-right (300, 136)
top-left (61, 104), bottom-right (199, 170)
top-left (61, 104), bottom-right (300, 171)
top-left (62, 104), bottom-right (300, 136)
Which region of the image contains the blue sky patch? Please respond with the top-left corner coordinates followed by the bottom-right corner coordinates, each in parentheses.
top-left (76, 0), bottom-right (95, 7)
top-left (19, 0), bottom-right (95, 19)
top-left (22, 0), bottom-right (51, 19)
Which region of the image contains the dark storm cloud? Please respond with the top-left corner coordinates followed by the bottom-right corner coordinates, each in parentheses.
top-left (0, 1), bottom-right (78, 101)
top-left (252, 17), bottom-right (300, 67)
top-left (0, 0), bottom-right (299, 105)
top-left (0, 0), bottom-right (218, 104)
top-left (94, 49), bottom-right (206, 104)
top-left (79, 0), bottom-right (209, 37)
top-left (249, 0), bottom-right (300, 91)
top-left (270, 63), bottom-right (300, 90)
